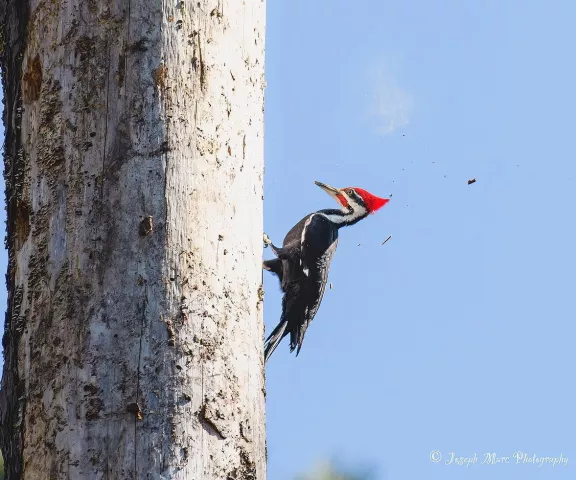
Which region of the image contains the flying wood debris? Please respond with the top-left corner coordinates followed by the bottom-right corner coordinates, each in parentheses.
top-left (382, 235), bottom-right (392, 245)
top-left (329, 283), bottom-right (333, 289)
top-left (468, 178), bottom-right (476, 185)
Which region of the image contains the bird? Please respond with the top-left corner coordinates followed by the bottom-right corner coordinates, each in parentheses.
top-left (262, 180), bottom-right (390, 362)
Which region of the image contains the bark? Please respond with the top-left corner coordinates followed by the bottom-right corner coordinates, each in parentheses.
top-left (0, 0), bottom-right (266, 478)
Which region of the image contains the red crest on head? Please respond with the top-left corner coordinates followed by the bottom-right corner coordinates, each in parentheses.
top-left (349, 187), bottom-right (390, 213)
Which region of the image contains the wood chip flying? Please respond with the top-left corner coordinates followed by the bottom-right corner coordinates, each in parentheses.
top-left (382, 235), bottom-right (392, 245)
top-left (468, 178), bottom-right (476, 185)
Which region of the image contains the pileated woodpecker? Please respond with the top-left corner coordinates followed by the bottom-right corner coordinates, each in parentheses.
top-left (263, 180), bottom-right (389, 362)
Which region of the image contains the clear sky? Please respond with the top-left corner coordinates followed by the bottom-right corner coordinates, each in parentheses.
top-left (1, 1), bottom-right (575, 479)
top-left (263, 0), bottom-right (576, 478)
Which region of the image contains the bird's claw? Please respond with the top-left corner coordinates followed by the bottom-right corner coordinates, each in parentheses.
top-left (263, 232), bottom-right (272, 247)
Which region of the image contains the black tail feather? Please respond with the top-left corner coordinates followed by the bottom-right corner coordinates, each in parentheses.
top-left (264, 282), bottom-right (308, 362)
top-left (264, 320), bottom-right (288, 363)
top-left (290, 319), bottom-right (307, 357)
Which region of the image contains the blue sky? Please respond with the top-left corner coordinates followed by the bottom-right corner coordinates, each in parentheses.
top-left (263, 0), bottom-right (576, 478)
top-left (1, 1), bottom-right (575, 479)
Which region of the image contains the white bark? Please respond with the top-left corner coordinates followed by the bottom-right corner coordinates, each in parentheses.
top-left (0, 0), bottom-right (266, 478)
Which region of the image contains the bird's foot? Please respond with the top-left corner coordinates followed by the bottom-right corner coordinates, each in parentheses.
top-left (263, 232), bottom-right (272, 247)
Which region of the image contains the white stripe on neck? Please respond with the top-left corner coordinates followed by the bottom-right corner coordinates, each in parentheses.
top-left (319, 204), bottom-right (367, 224)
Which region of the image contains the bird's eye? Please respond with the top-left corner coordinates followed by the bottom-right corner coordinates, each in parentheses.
top-left (347, 189), bottom-right (354, 196)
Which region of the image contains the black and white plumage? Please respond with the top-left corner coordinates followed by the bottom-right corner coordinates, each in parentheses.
top-left (263, 181), bottom-right (389, 362)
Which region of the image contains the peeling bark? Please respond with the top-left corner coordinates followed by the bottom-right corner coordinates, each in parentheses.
top-left (0, 0), bottom-right (267, 478)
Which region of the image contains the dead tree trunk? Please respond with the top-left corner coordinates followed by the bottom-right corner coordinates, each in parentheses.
top-left (0, 0), bottom-right (266, 478)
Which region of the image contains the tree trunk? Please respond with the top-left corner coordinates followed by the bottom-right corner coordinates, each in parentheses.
top-left (0, 0), bottom-right (266, 478)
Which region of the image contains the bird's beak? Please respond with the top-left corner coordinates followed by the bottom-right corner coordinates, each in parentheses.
top-left (315, 181), bottom-right (349, 208)
top-left (315, 181), bottom-right (341, 198)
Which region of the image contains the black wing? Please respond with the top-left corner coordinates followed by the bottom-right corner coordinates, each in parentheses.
top-left (291, 214), bottom-right (338, 354)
